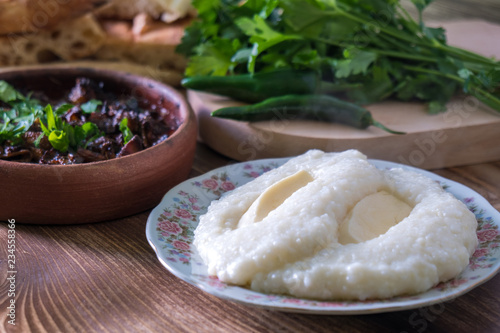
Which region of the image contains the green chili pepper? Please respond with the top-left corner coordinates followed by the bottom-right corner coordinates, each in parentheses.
top-left (182, 69), bottom-right (320, 103)
top-left (212, 94), bottom-right (404, 134)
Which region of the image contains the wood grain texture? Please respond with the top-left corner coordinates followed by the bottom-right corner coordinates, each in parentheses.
top-left (1, 142), bottom-right (500, 333)
top-left (1, 1), bottom-right (500, 332)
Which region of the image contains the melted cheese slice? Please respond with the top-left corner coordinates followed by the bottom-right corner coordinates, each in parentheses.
top-left (338, 190), bottom-right (412, 244)
top-left (238, 170), bottom-right (314, 228)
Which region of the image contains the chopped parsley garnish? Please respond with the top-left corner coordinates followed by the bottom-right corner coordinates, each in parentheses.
top-left (0, 80), bottom-right (104, 152)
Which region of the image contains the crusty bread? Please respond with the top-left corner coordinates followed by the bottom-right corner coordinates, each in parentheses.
top-left (0, 1), bottom-right (191, 87)
top-left (93, 17), bottom-right (189, 72)
top-left (0, 14), bottom-right (106, 66)
top-left (0, 0), bottom-right (108, 34)
top-left (95, 0), bottom-right (194, 23)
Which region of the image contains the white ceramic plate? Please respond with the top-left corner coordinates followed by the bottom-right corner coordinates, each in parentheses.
top-left (146, 157), bottom-right (500, 314)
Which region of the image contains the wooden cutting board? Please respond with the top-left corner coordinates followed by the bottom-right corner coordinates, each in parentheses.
top-left (190, 20), bottom-right (500, 169)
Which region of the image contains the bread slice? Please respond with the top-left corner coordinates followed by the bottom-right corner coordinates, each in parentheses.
top-left (93, 17), bottom-right (189, 72)
top-left (0, 0), bottom-right (109, 34)
top-left (95, 0), bottom-right (194, 23)
top-left (0, 13), bottom-right (106, 66)
top-left (0, 2), bottom-right (190, 87)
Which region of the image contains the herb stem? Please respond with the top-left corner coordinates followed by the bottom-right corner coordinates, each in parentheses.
top-left (438, 44), bottom-right (498, 67)
top-left (475, 89), bottom-right (500, 110)
top-left (335, 2), bottom-right (498, 68)
top-left (377, 33), bottom-right (416, 54)
top-left (403, 64), bottom-right (500, 111)
top-left (319, 81), bottom-right (363, 94)
top-left (333, 6), bottom-right (429, 48)
top-left (402, 65), bottom-right (464, 83)
top-left (366, 48), bottom-right (438, 63)
top-left (313, 38), bottom-right (437, 64)
top-left (395, 4), bottom-right (419, 30)
top-left (312, 36), bottom-right (344, 48)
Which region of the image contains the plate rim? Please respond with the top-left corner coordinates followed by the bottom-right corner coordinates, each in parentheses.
top-left (146, 156), bottom-right (500, 315)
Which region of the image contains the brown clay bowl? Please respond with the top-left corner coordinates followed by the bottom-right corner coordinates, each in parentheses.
top-left (0, 67), bottom-right (197, 224)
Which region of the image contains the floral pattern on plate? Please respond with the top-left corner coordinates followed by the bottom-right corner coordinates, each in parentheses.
top-left (146, 158), bottom-right (500, 314)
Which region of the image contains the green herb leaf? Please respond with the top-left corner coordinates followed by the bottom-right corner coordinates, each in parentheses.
top-left (80, 99), bottom-right (102, 113)
top-left (39, 118), bottom-right (50, 137)
top-left (39, 104), bottom-right (103, 152)
top-left (119, 118), bottom-right (134, 144)
top-left (0, 80), bottom-right (24, 103)
top-left (82, 122), bottom-right (101, 140)
top-left (43, 104), bottom-right (60, 131)
top-left (55, 104), bottom-right (74, 115)
top-left (185, 40), bottom-right (236, 76)
top-left (335, 49), bottom-right (377, 79)
top-left (33, 133), bottom-right (44, 148)
top-left (0, 80), bottom-right (111, 152)
top-left (410, 0), bottom-right (434, 13)
top-left (175, 21), bottom-right (204, 57)
top-left (235, 15), bottom-right (301, 73)
top-left (48, 130), bottom-right (69, 152)
top-left (428, 100), bottom-right (446, 114)
top-left (0, 81), bottom-right (43, 144)
top-left (280, 0), bottom-right (330, 32)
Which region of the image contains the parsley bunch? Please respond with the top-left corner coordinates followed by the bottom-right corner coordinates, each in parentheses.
top-left (177, 0), bottom-right (500, 113)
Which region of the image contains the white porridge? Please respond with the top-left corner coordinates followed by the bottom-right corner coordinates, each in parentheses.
top-left (193, 150), bottom-right (478, 300)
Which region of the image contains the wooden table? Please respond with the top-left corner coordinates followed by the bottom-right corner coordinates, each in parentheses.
top-left (1, 1), bottom-right (500, 332)
top-left (1, 142), bottom-right (499, 333)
